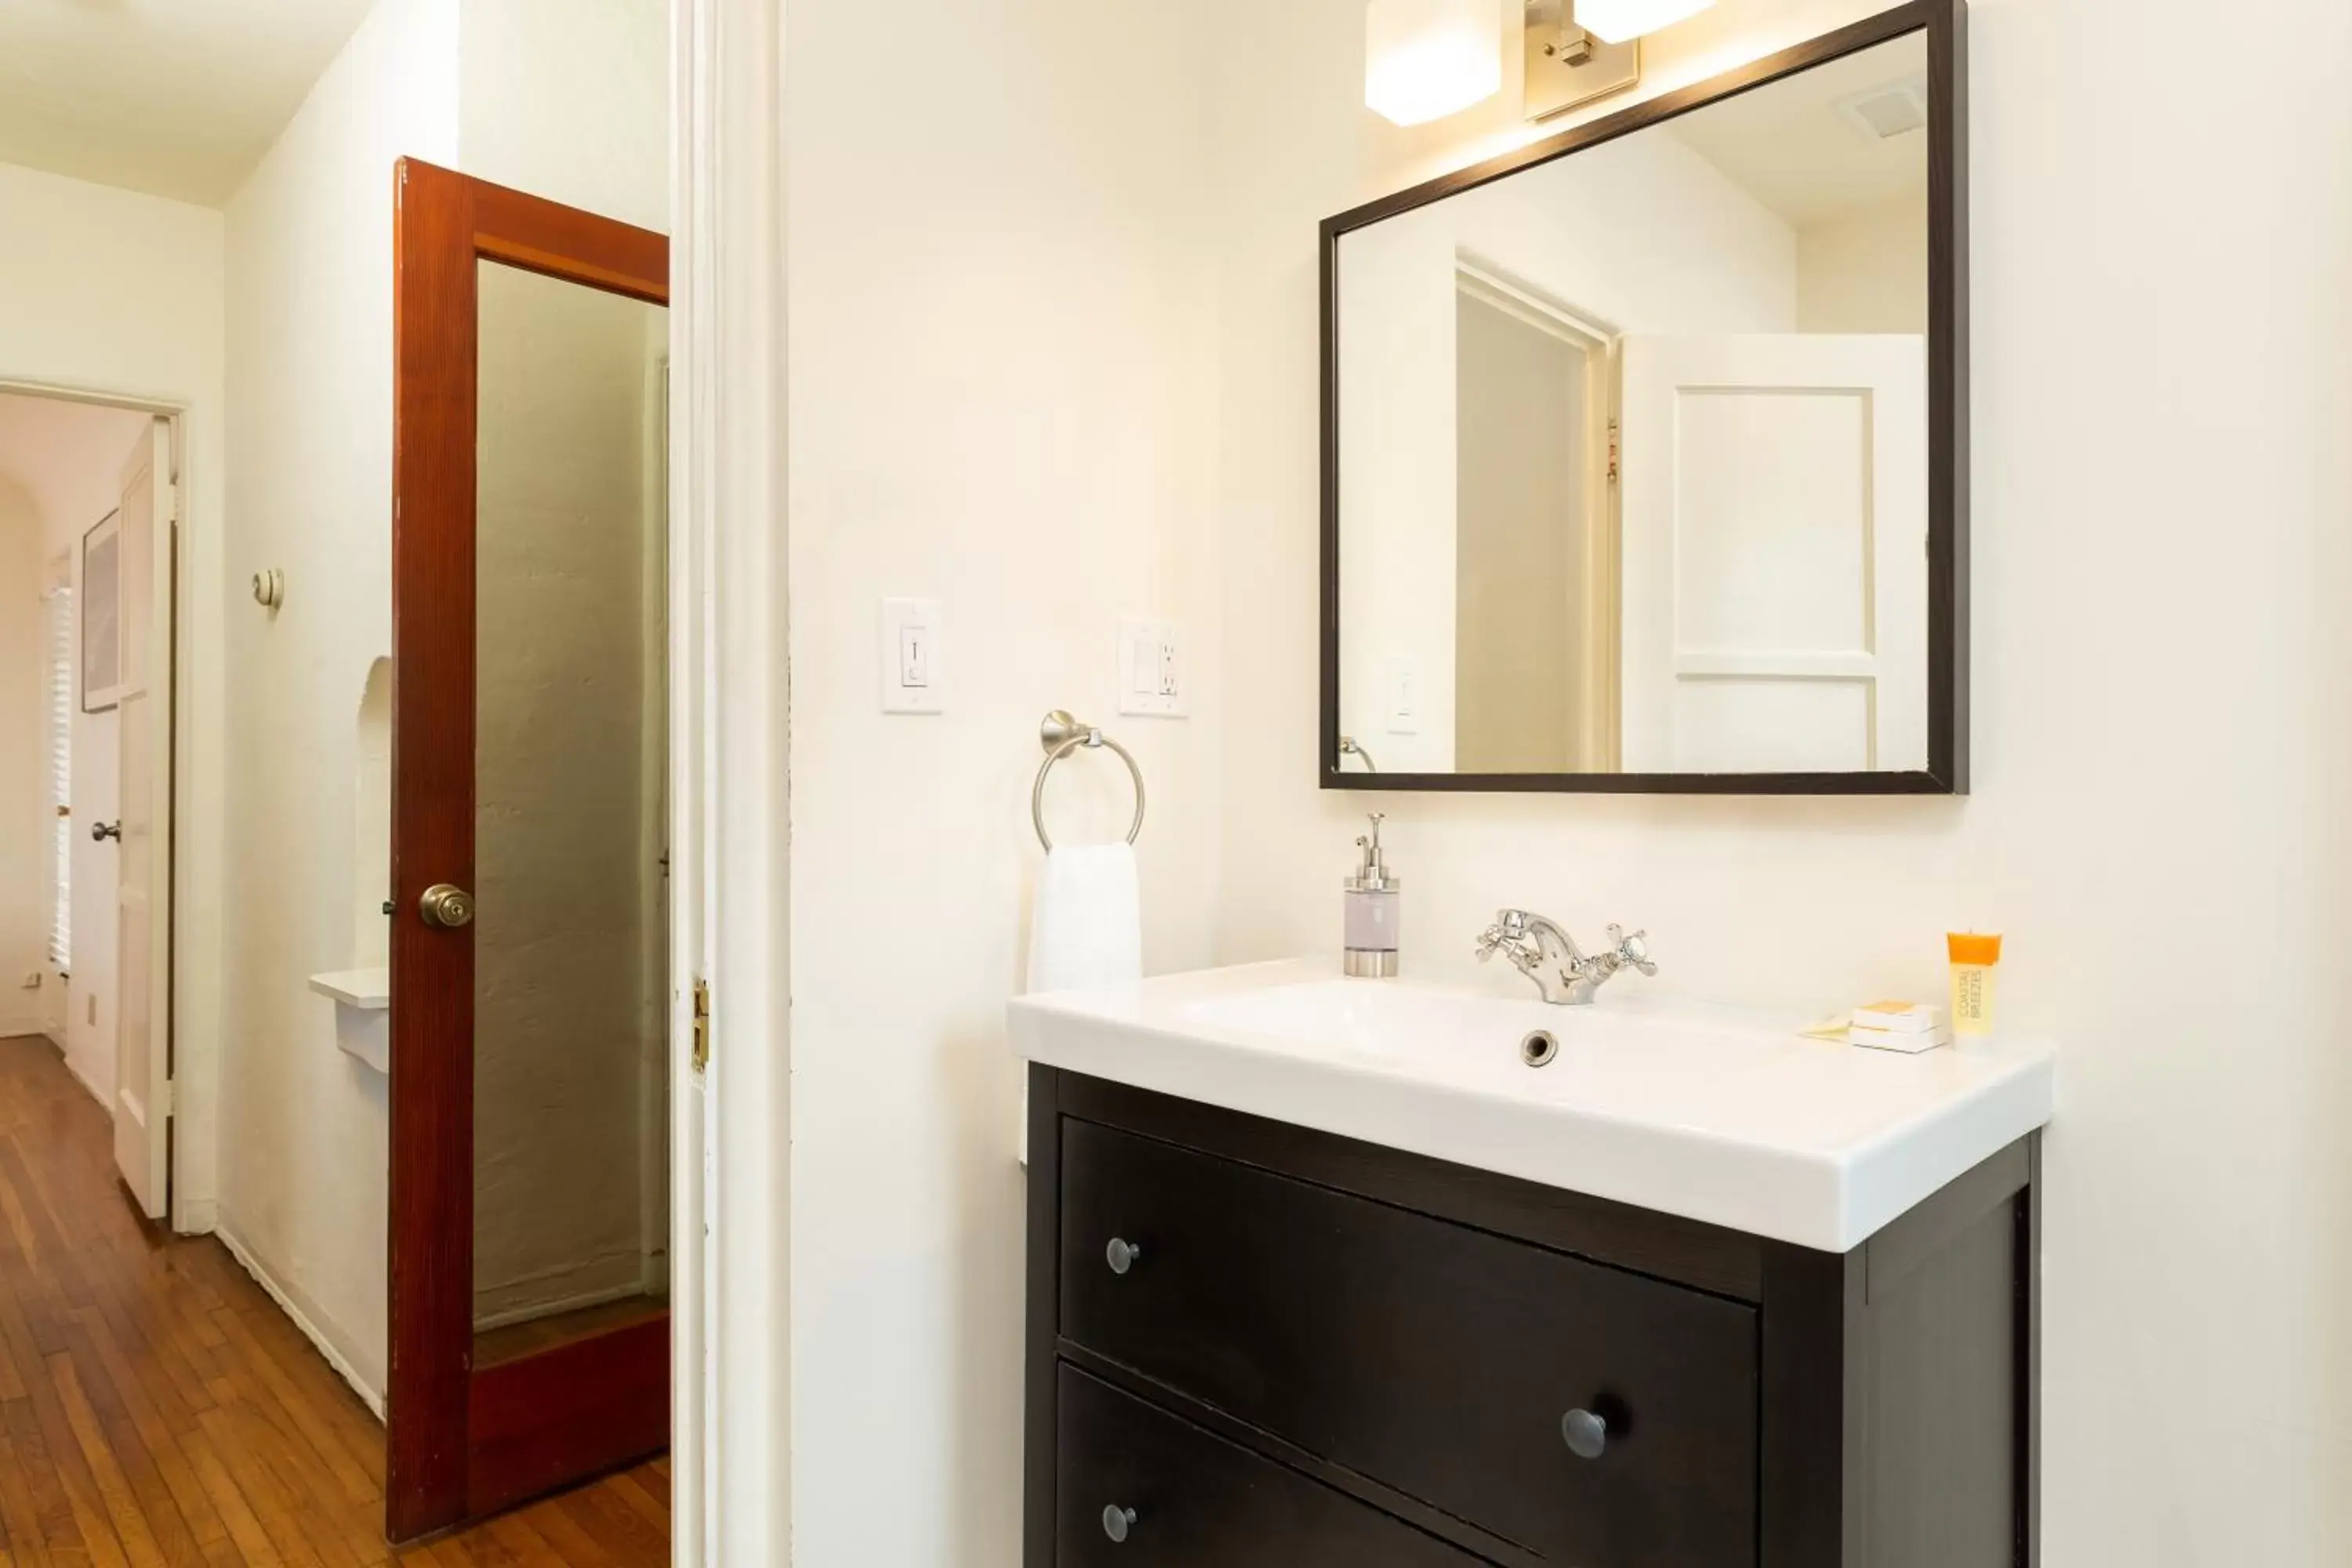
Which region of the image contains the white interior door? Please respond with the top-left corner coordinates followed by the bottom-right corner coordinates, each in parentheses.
top-left (1618, 333), bottom-right (1927, 773)
top-left (113, 419), bottom-right (174, 1220)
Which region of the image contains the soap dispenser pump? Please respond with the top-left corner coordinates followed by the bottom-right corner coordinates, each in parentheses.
top-left (1343, 814), bottom-right (1402, 978)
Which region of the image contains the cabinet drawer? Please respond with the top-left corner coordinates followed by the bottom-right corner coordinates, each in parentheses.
top-left (1059, 1120), bottom-right (1759, 1567)
top-left (1057, 1364), bottom-right (1483, 1567)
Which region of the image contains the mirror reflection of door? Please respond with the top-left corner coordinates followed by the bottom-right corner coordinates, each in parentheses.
top-left (389, 159), bottom-right (670, 1544)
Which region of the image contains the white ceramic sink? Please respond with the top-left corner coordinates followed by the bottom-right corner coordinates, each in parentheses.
top-left (1007, 958), bottom-right (2054, 1252)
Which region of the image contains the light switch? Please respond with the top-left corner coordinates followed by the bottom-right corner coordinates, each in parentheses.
top-left (880, 598), bottom-right (943, 714)
top-left (1118, 618), bottom-right (1188, 717)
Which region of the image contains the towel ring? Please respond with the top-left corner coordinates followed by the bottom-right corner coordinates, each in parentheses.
top-left (1033, 710), bottom-right (1145, 851)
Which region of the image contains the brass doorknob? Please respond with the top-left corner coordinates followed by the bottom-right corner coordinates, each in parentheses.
top-left (419, 884), bottom-right (475, 929)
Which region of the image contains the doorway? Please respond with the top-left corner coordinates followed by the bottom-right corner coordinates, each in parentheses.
top-left (0, 387), bottom-right (180, 1223)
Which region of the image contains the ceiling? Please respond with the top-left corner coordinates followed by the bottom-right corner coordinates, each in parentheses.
top-left (0, 0), bottom-right (376, 206)
top-left (1668, 32), bottom-right (1930, 230)
top-left (0, 391), bottom-right (152, 542)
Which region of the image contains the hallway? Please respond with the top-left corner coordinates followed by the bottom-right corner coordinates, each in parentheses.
top-left (0, 1033), bottom-right (669, 1566)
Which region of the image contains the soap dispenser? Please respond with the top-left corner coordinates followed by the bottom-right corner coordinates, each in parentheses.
top-left (1343, 813), bottom-right (1402, 978)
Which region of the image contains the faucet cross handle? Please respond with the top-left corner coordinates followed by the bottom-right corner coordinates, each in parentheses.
top-left (1475, 911), bottom-right (1539, 976)
top-left (1605, 924), bottom-right (1657, 977)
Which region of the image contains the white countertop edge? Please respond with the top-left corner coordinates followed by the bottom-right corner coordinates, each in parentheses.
top-left (1011, 996), bottom-right (2054, 1254)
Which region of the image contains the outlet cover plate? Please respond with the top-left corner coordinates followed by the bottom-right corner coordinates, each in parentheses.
top-left (1117, 618), bottom-right (1187, 718)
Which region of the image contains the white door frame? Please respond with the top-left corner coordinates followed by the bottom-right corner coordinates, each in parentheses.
top-left (1452, 259), bottom-right (1624, 768)
top-left (0, 376), bottom-right (205, 1233)
top-left (670, 0), bottom-right (790, 1562)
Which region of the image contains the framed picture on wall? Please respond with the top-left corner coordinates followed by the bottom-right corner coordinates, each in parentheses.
top-left (81, 509), bottom-right (123, 713)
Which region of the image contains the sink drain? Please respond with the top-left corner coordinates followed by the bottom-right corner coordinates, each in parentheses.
top-left (1520, 1029), bottom-right (1559, 1068)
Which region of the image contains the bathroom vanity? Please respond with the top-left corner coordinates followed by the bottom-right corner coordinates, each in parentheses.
top-left (1014, 962), bottom-right (2052, 1567)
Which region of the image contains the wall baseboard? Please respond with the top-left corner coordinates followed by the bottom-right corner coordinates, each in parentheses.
top-left (61, 1047), bottom-right (107, 1112)
top-left (474, 1276), bottom-right (655, 1334)
top-left (212, 1214), bottom-right (387, 1420)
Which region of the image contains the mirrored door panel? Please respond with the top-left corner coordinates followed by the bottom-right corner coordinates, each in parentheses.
top-left (470, 259), bottom-right (670, 1366)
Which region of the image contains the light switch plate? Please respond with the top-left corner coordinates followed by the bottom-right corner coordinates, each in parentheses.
top-left (1385, 652), bottom-right (1420, 735)
top-left (880, 597), bottom-right (943, 714)
top-left (1117, 618), bottom-right (1188, 717)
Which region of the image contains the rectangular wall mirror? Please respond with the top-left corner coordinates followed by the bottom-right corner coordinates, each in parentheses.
top-left (1322, 0), bottom-right (1965, 794)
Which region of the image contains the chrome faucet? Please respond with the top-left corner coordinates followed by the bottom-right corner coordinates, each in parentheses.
top-left (1475, 910), bottom-right (1657, 1006)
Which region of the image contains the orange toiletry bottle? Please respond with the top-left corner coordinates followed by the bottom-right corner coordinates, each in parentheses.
top-left (1947, 932), bottom-right (2002, 1037)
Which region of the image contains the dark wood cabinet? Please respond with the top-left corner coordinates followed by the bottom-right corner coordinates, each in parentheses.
top-left (1026, 1066), bottom-right (2039, 1568)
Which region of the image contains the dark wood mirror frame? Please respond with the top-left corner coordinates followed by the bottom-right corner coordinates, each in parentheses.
top-left (1319, 0), bottom-right (1968, 796)
top-left (387, 158), bottom-right (670, 1544)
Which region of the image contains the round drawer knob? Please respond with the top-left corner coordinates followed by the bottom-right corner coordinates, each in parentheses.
top-left (1105, 1237), bottom-right (1143, 1276)
top-left (1562, 1407), bottom-right (1608, 1461)
top-left (1102, 1504), bottom-right (1138, 1543)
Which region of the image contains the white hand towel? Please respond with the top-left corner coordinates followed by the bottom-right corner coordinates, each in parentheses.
top-left (1026, 842), bottom-right (1143, 995)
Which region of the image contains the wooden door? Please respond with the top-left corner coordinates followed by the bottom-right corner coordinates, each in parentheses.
top-left (389, 159), bottom-right (672, 1544)
top-left (1617, 332), bottom-right (1927, 774)
top-left (111, 419), bottom-right (174, 1221)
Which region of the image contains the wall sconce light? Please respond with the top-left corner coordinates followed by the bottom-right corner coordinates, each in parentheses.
top-left (1523, 0), bottom-right (1642, 120)
top-left (1573, 0), bottom-right (1717, 44)
top-left (1366, 0), bottom-right (1504, 127)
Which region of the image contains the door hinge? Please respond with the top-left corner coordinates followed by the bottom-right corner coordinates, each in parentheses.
top-left (691, 978), bottom-right (711, 1075)
top-left (158, 1080), bottom-right (174, 1117)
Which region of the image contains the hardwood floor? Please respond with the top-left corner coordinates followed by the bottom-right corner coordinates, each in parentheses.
top-left (0, 1033), bottom-right (670, 1566)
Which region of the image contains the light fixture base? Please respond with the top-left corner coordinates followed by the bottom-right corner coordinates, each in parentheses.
top-left (1523, 2), bottom-right (1641, 122)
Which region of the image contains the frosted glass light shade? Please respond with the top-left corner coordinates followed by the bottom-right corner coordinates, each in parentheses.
top-left (1573, 0), bottom-right (1718, 44)
top-left (1365, 0), bottom-right (1503, 127)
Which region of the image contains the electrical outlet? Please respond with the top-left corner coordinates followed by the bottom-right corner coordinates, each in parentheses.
top-left (1117, 618), bottom-right (1188, 717)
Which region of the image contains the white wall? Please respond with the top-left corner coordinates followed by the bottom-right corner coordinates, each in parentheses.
top-left (0, 159), bottom-right (226, 1210)
top-left (460, 0), bottom-right (669, 232)
top-left (1337, 129), bottom-right (1795, 769)
top-left (0, 475), bottom-right (41, 1039)
top-left (219, 0), bottom-right (462, 1403)
top-left (1797, 191), bottom-right (1928, 333)
top-left (1207, 0), bottom-right (2352, 1563)
top-left (782, 0), bottom-right (1222, 1560)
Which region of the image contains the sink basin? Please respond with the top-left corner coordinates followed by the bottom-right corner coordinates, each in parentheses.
top-left (1008, 958), bottom-right (2054, 1251)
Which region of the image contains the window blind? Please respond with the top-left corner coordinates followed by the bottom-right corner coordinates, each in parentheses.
top-left (45, 583), bottom-right (71, 970)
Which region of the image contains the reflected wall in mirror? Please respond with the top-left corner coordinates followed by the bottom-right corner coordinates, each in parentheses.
top-left (472, 259), bottom-right (670, 1363)
top-left (1325, 2), bottom-right (1965, 793)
